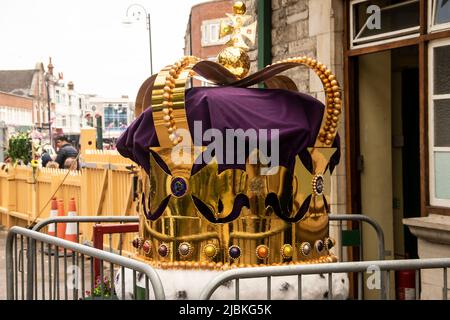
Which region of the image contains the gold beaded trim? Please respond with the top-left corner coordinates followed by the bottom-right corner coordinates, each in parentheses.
top-left (150, 55), bottom-right (341, 148)
top-left (269, 56), bottom-right (342, 148)
top-left (151, 56), bottom-right (200, 147)
top-left (133, 254), bottom-right (338, 271)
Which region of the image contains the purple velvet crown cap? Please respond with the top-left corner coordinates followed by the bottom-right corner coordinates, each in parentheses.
top-left (116, 86), bottom-right (340, 175)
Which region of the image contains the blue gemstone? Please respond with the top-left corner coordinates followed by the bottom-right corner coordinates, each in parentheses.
top-left (229, 246), bottom-right (241, 259)
top-left (171, 177), bottom-right (188, 197)
top-left (315, 176), bottom-right (324, 194)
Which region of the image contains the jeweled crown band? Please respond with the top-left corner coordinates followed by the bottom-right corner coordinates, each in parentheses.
top-left (132, 235), bottom-right (337, 270)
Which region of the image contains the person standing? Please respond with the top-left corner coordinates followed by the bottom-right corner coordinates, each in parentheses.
top-left (54, 135), bottom-right (79, 169)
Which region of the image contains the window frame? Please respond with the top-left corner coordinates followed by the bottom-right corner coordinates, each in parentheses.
top-left (349, 0), bottom-right (421, 49)
top-left (428, 0), bottom-right (450, 33)
top-left (428, 38), bottom-right (450, 207)
top-left (201, 18), bottom-right (229, 47)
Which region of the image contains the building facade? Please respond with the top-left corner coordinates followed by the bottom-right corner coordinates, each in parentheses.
top-left (184, 0), bottom-right (234, 67)
top-left (45, 59), bottom-right (83, 142)
top-left (0, 91), bottom-right (33, 131)
top-left (85, 95), bottom-right (134, 141)
top-left (185, 0), bottom-right (450, 298)
top-left (0, 63), bottom-right (48, 132)
top-left (52, 78), bottom-right (82, 137)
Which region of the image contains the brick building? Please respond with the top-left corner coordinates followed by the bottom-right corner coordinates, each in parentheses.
top-left (0, 91), bottom-right (33, 130)
top-left (0, 63), bottom-right (49, 131)
top-left (184, 0), bottom-right (234, 61)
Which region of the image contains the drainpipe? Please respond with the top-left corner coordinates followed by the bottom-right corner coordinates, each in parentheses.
top-left (189, 12), bottom-right (193, 56)
top-left (257, 0), bottom-right (272, 71)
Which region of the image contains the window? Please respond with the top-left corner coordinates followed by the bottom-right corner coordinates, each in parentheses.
top-left (350, 0), bottom-right (420, 48)
top-left (201, 19), bottom-right (230, 47)
top-left (429, 0), bottom-right (450, 32)
top-left (429, 39), bottom-right (450, 206)
top-left (104, 104), bottom-right (128, 131)
top-left (56, 90), bottom-right (60, 103)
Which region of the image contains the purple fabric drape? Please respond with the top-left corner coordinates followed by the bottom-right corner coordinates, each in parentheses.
top-left (116, 86), bottom-right (340, 174)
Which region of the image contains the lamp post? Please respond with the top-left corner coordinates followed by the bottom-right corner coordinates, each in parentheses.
top-left (123, 3), bottom-right (153, 75)
top-left (44, 73), bottom-right (53, 146)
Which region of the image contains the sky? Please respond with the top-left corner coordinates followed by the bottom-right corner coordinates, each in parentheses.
top-left (0, 0), bottom-right (209, 100)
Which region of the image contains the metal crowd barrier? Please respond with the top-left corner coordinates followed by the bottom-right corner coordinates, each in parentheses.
top-left (32, 215), bottom-right (139, 253)
top-left (199, 258), bottom-right (450, 300)
top-left (6, 226), bottom-right (165, 300)
top-left (329, 214), bottom-right (385, 261)
top-left (3, 214), bottom-right (388, 300)
top-left (32, 216), bottom-right (139, 232)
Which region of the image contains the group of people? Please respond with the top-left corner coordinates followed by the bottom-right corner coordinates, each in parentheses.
top-left (41, 135), bottom-right (79, 170)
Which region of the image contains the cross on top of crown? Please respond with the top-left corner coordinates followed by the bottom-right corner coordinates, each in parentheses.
top-left (219, 1), bottom-right (257, 51)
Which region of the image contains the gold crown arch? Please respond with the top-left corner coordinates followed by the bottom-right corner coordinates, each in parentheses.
top-left (132, 1), bottom-right (343, 270)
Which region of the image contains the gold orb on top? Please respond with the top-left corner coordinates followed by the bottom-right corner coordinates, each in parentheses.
top-left (217, 46), bottom-right (250, 79)
top-left (233, 1), bottom-right (246, 15)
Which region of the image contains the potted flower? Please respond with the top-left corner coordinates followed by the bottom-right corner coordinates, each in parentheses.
top-left (7, 131), bottom-right (32, 165)
top-left (84, 276), bottom-right (118, 300)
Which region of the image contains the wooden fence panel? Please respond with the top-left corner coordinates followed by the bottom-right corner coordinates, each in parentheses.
top-left (0, 149), bottom-right (140, 254)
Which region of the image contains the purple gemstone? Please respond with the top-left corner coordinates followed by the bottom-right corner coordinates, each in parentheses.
top-left (315, 176), bottom-right (324, 194)
top-left (171, 177), bottom-right (188, 197)
top-left (132, 238), bottom-right (139, 248)
top-left (326, 238), bottom-right (334, 250)
top-left (158, 244), bottom-right (169, 257)
top-left (228, 245), bottom-right (241, 259)
top-left (315, 240), bottom-right (324, 253)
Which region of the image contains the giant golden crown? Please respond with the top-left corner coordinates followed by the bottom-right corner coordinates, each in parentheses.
top-left (130, 2), bottom-right (342, 270)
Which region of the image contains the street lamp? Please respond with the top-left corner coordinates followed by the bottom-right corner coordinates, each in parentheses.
top-left (44, 72), bottom-right (53, 146)
top-left (123, 3), bottom-right (153, 75)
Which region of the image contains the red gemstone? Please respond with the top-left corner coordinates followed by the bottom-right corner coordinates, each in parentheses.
top-left (142, 240), bottom-right (151, 254)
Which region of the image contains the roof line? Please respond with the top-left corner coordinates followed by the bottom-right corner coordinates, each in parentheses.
top-left (0, 69), bottom-right (38, 72)
top-left (0, 90), bottom-right (33, 100)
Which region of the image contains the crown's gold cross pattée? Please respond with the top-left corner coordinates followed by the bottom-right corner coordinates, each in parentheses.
top-left (219, 2), bottom-right (257, 51)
